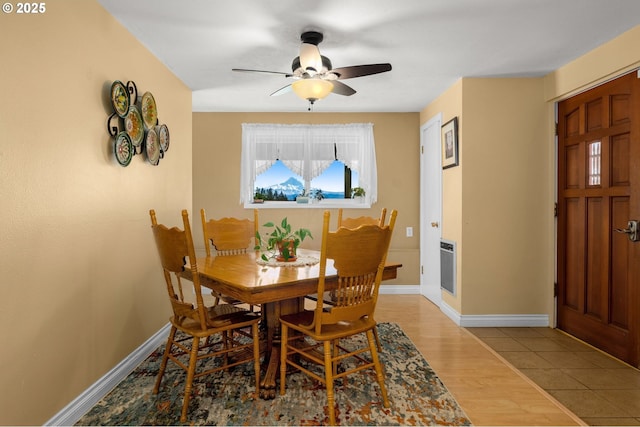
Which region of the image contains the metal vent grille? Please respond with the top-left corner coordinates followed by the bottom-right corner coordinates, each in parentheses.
top-left (440, 239), bottom-right (456, 295)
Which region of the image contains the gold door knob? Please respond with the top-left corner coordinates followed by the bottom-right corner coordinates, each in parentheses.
top-left (431, 222), bottom-right (439, 228)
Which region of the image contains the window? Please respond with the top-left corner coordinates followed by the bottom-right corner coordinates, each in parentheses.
top-left (254, 160), bottom-right (358, 201)
top-left (240, 123), bottom-right (376, 208)
top-left (588, 140), bottom-right (601, 186)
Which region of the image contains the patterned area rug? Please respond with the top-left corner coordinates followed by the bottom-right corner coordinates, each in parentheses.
top-left (76, 322), bottom-right (471, 426)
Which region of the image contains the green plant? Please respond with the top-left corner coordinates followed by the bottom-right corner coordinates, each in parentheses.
top-left (253, 192), bottom-right (266, 200)
top-left (254, 217), bottom-right (313, 261)
top-left (351, 187), bottom-right (366, 197)
top-left (313, 189), bottom-right (325, 201)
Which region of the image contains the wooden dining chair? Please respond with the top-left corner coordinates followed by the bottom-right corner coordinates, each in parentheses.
top-left (336, 207), bottom-right (387, 229)
top-left (200, 208), bottom-right (259, 311)
top-left (310, 207), bottom-right (389, 351)
top-left (280, 209), bottom-right (397, 426)
top-left (149, 209), bottom-right (261, 423)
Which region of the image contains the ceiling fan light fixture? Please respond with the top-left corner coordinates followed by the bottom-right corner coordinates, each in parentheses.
top-left (292, 78), bottom-right (333, 103)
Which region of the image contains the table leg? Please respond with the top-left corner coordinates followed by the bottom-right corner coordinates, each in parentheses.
top-left (259, 297), bottom-right (304, 399)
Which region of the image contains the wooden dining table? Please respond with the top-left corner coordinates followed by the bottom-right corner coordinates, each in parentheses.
top-left (189, 248), bottom-right (402, 399)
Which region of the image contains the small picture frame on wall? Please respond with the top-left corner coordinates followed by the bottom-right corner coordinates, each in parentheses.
top-left (441, 117), bottom-right (459, 169)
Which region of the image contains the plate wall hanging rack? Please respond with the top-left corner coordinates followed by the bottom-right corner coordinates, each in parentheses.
top-left (106, 80), bottom-right (169, 166)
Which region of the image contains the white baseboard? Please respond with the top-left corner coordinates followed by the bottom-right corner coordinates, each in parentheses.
top-left (440, 300), bottom-right (549, 327)
top-left (379, 284), bottom-right (420, 294)
top-left (45, 323), bottom-right (171, 426)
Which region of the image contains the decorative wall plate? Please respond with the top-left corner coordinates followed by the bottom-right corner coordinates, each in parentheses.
top-left (145, 127), bottom-right (160, 165)
top-left (125, 105), bottom-right (144, 149)
top-left (114, 131), bottom-right (133, 166)
top-left (110, 81), bottom-right (129, 118)
top-left (158, 124), bottom-right (170, 153)
top-left (140, 92), bottom-right (157, 129)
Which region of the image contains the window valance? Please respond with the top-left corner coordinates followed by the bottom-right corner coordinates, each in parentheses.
top-left (240, 123), bottom-right (377, 204)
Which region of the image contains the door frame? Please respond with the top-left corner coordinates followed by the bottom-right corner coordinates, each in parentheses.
top-left (420, 113), bottom-right (443, 305)
top-left (555, 70), bottom-right (640, 367)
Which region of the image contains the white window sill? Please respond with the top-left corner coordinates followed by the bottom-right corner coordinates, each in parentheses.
top-left (244, 199), bottom-right (371, 209)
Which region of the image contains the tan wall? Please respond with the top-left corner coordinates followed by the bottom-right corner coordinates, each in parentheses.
top-left (192, 113), bottom-right (420, 285)
top-left (544, 25), bottom-right (640, 102)
top-left (0, 2), bottom-right (192, 424)
top-left (420, 77), bottom-right (579, 318)
top-left (461, 78), bottom-right (550, 315)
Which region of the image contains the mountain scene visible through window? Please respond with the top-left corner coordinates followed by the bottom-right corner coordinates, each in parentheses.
top-left (254, 160), bottom-right (358, 201)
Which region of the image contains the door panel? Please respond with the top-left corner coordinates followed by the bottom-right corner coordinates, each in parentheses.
top-left (557, 71), bottom-right (640, 367)
top-left (420, 114), bottom-right (442, 305)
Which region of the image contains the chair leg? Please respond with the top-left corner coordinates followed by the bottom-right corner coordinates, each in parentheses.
top-left (332, 339), bottom-right (346, 388)
top-left (153, 326), bottom-right (177, 394)
top-left (211, 291), bottom-right (221, 306)
top-left (373, 325), bottom-right (382, 352)
top-left (222, 330), bottom-right (230, 369)
top-left (367, 329), bottom-right (390, 409)
top-left (324, 340), bottom-right (337, 426)
top-left (181, 336), bottom-right (200, 423)
top-left (332, 339), bottom-right (339, 378)
top-left (252, 323), bottom-right (261, 393)
top-left (279, 324), bottom-right (289, 396)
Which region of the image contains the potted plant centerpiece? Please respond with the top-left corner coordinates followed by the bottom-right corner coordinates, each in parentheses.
top-left (351, 187), bottom-right (366, 202)
top-left (312, 189), bottom-right (325, 203)
top-left (255, 217), bottom-right (313, 262)
top-left (253, 191), bottom-right (266, 204)
top-left (296, 189), bottom-right (310, 204)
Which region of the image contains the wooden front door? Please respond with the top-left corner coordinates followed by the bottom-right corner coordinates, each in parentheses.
top-left (557, 71), bottom-right (640, 368)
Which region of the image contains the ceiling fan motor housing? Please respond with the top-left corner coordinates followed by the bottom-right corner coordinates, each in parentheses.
top-left (300, 31), bottom-right (323, 45)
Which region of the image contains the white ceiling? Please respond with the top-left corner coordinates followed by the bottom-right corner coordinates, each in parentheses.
top-left (97, 0), bottom-right (640, 113)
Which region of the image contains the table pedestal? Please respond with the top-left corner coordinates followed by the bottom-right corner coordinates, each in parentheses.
top-left (259, 297), bottom-right (304, 399)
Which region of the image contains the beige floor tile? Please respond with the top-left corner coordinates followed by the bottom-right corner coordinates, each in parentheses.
top-left (534, 327), bottom-right (568, 338)
top-left (519, 368), bottom-right (588, 390)
top-left (581, 417), bottom-right (640, 426)
top-left (517, 337), bottom-right (574, 352)
top-left (562, 368), bottom-right (640, 390)
top-left (480, 337), bottom-right (530, 351)
top-left (595, 389), bottom-right (640, 417)
top-left (548, 389), bottom-right (629, 418)
top-left (537, 351), bottom-right (601, 369)
top-left (466, 327), bottom-right (509, 338)
top-left (499, 351), bottom-right (555, 369)
top-left (499, 327), bottom-right (548, 338)
top-left (550, 336), bottom-right (601, 352)
top-left (577, 350), bottom-right (636, 369)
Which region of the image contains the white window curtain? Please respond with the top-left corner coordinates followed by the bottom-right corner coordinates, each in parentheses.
top-left (240, 123), bottom-right (377, 204)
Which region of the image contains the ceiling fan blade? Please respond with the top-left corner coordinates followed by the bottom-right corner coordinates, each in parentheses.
top-left (330, 63), bottom-right (392, 80)
top-left (270, 84), bottom-right (292, 97)
top-left (331, 80), bottom-right (356, 96)
top-left (300, 43), bottom-right (322, 73)
top-left (232, 68), bottom-right (292, 77)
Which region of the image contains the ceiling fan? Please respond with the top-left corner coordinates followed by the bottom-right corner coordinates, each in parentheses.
top-left (232, 31), bottom-right (392, 106)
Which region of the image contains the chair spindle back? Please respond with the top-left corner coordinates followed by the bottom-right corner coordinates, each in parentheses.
top-left (201, 209), bottom-right (258, 256)
top-left (314, 209), bottom-right (397, 334)
top-left (150, 209), bottom-right (208, 331)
